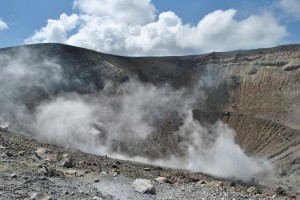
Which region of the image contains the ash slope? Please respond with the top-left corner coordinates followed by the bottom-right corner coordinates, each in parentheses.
top-left (0, 43), bottom-right (300, 176)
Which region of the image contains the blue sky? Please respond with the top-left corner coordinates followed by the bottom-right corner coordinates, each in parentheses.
top-left (0, 0), bottom-right (299, 55)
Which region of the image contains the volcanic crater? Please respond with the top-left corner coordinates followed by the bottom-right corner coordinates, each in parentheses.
top-left (0, 43), bottom-right (299, 199)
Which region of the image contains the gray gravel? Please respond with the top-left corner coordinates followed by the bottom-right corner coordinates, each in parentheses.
top-left (1, 171), bottom-right (289, 200)
top-left (95, 175), bottom-right (287, 200)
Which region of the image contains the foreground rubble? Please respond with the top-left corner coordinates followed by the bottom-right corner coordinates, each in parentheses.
top-left (0, 128), bottom-right (297, 199)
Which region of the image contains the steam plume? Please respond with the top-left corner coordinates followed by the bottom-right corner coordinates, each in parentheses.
top-left (0, 47), bottom-right (272, 180)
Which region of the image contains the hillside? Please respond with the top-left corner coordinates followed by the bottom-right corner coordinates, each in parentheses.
top-left (0, 43), bottom-right (299, 199)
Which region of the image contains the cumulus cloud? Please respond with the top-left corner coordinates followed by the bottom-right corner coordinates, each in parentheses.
top-left (278, 0), bottom-right (300, 20)
top-left (25, 13), bottom-right (79, 43)
top-left (66, 11), bottom-right (185, 55)
top-left (0, 19), bottom-right (8, 30)
top-left (25, 0), bottom-right (287, 55)
top-left (177, 10), bottom-right (287, 53)
top-left (73, 0), bottom-right (156, 25)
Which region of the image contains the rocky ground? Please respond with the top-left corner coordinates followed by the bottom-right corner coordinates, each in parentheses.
top-left (0, 128), bottom-right (297, 200)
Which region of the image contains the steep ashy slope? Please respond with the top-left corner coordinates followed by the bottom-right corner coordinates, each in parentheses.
top-left (206, 48), bottom-right (300, 171)
top-left (0, 43), bottom-right (299, 177)
top-left (101, 44), bottom-right (300, 172)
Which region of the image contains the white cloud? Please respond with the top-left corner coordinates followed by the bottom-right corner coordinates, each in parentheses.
top-left (278, 0), bottom-right (300, 20)
top-left (66, 11), bottom-right (185, 55)
top-left (25, 13), bottom-right (79, 43)
top-left (177, 10), bottom-right (287, 52)
top-left (0, 19), bottom-right (8, 30)
top-left (25, 0), bottom-right (288, 56)
top-left (73, 0), bottom-right (156, 25)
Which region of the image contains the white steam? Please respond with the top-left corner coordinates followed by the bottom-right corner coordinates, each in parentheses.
top-left (0, 48), bottom-right (63, 130)
top-left (0, 48), bottom-right (273, 180)
top-left (160, 110), bottom-right (272, 179)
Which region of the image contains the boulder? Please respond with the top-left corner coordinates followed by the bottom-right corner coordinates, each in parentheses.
top-left (133, 179), bottom-right (156, 194)
top-left (92, 197), bottom-right (103, 200)
top-left (274, 186), bottom-right (286, 196)
top-left (155, 177), bottom-right (167, 183)
top-left (247, 186), bottom-right (258, 195)
top-left (10, 173), bottom-right (17, 178)
top-left (197, 180), bottom-right (206, 185)
top-left (0, 145), bottom-right (6, 156)
top-left (35, 148), bottom-right (56, 162)
top-left (18, 150), bottom-right (25, 156)
top-left (209, 181), bottom-right (223, 188)
top-left (35, 148), bottom-right (48, 159)
top-left (4, 150), bottom-right (13, 157)
top-left (100, 171), bottom-right (108, 175)
top-left (283, 62), bottom-right (300, 71)
top-left (65, 169), bottom-right (77, 176)
top-left (61, 154), bottom-right (73, 168)
top-left (30, 193), bottom-right (52, 200)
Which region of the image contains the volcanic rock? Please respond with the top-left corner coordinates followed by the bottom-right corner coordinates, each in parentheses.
top-left (209, 181), bottom-right (224, 188)
top-left (30, 192), bottom-right (53, 200)
top-left (61, 154), bottom-right (73, 168)
top-left (65, 169), bottom-right (77, 176)
top-left (35, 148), bottom-right (56, 162)
top-left (282, 62), bottom-right (300, 71)
top-left (274, 186), bottom-right (286, 196)
top-left (10, 173), bottom-right (17, 178)
top-left (247, 186), bottom-right (258, 195)
top-left (133, 179), bottom-right (156, 194)
top-left (92, 197), bottom-right (103, 200)
top-left (197, 180), bottom-right (206, 185)
top-left (155, 177), bottom-right (167, 183)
